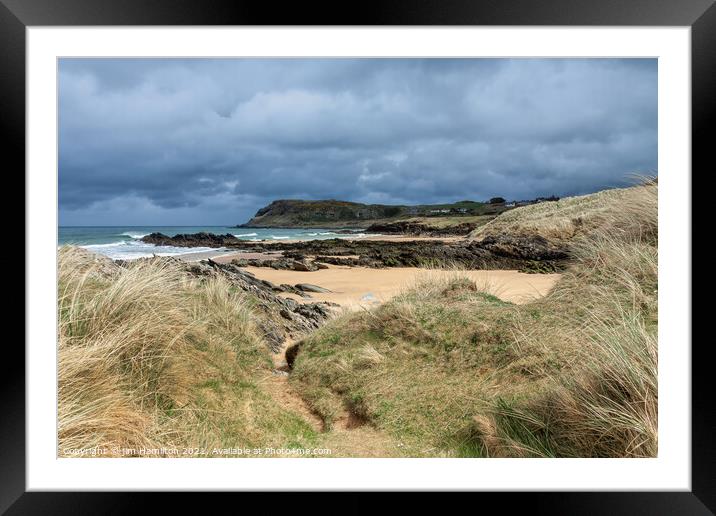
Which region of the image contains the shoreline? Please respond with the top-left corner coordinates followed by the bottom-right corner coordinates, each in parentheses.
top-left (103, 233), bottom-right (465, 262)
top-left (68, 233), bottom-right (457, 262)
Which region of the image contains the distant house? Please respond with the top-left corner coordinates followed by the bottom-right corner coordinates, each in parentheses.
top-left (505, 202), bottom-right (516, 208)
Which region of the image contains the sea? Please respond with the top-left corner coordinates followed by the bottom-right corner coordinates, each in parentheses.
top-left (58, 226), bottom-right (376, 260)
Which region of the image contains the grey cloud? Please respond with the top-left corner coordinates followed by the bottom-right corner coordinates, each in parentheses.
top-left (59, 58), bottom-right (657, 225)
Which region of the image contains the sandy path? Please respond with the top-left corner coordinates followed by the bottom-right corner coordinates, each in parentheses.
top-left (260, 339), bottom-right (324, 433)
top-left (259, 339), bottom-right (400, 457)
top-left (243, 265), bottom-right (560, 308)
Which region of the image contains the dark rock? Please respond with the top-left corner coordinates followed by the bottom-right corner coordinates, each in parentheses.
top-left (181, 258), bottom-right (337, 352)
top-left (292, 260), bottom-right (318, 272)
top-left (143, 231), bottom-right (569, 272)
top-left (142, 232), bottom-right (239, 248)
top-left (365, 220), bottom-right (480, 237)
top-left (295, 283), bottom-right (332, 293)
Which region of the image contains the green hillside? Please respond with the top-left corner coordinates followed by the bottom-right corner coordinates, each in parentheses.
top-left (240, 199), bottom-right (497, 228)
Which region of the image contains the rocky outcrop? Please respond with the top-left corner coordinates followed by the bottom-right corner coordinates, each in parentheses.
top-left (231, 257), bottom-right (320, 272)
top-left (143, 232), bottom-right (239, 247)
top-left (255, 236), bottom-right (569, 271)
top-left (141, 233), bottom-right (569, 272)
top-left (182, 258), bottom-right (337, 351)
top-left (116, 255), bottom-right (333, 349)
top-left (365, 220), bottom-right (480, 237)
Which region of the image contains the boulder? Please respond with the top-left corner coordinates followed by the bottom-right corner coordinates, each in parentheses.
top-left (292, 260), bottom-right (318, 272)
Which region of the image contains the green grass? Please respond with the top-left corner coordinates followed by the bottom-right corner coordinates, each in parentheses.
top-left (291, 181), bottom-right (658, 457)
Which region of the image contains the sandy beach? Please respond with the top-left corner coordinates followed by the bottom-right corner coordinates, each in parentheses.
top-left (240, 264), bottom-right (559, 308)
top-left (164, 235), bottom-right (562, 308)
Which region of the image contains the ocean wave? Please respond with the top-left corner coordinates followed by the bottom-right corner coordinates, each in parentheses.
top-left (81, 241), bottom-right (221, 260)
top-left (271, 236), bottom-right (290, 240)
top-left (337, 233), bottom-right (380, 240)
top-left (233, 232), bottom-right (258, 237)
top-left (120, 232), bottom-right (148, 239)
top-left (83, 241), bottom-right (129, 249)
top-left (319, 232), bottom-right (335, 235)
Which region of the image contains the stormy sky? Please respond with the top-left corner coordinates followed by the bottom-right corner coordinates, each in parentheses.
top-left (58, 58), bottom-right (657, 226)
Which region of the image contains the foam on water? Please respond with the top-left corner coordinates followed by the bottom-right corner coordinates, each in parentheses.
top-left (81, 240), bottom-right (220, 260)
top-left (60, 226), bottom-right (384, 260)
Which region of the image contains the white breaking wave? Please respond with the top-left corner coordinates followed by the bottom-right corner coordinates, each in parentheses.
top-left (82, 240), bottom-right (220, 260)
top-left (83, 241), bottom-right (128, 249)
top-left (234, 232), bottom-right (258, 237)
top-left (120, 232), bottom-right (148, 239)
top-left (271, 235), bottom-right (290, 240)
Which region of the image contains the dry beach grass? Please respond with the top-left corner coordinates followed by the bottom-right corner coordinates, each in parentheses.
top-left (57, 181), bottom-right (657, 457)
top-left (290, 181), bottom-right (658, 457)
top-left (58, 247), bottom-right (320, 456)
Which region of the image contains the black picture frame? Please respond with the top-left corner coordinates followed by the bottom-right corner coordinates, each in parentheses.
top-left (4, 0), bottom-right (709, 512)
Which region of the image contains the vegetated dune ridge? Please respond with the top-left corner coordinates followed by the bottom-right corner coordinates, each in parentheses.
top-left (289, 180), bottom-right (658, 457)
top-left (468, 184), bottom-right (642, 244)
top-left (58, 247), bottom-right (342, 457)
top-left (58, 180), bottom-right (656, 458)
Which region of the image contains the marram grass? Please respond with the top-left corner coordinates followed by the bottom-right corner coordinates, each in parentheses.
top-left (58, 247), bottom-right (318, 456)
top-left (290, 181), bottom-right (658, 457)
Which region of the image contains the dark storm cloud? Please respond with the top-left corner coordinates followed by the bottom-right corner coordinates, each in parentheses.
top-left (58, 58), bottom-right (657, 225)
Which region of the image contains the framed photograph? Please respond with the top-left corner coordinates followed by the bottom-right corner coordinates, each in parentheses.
top-left (7, 0), bottom-right (709, 511)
